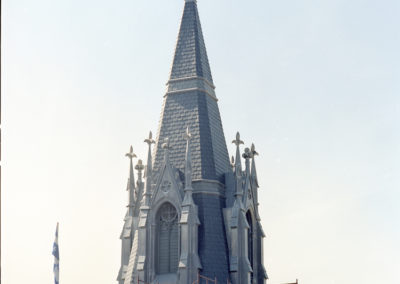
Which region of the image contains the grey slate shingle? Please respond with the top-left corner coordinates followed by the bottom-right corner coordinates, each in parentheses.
top-left (194, 194), bottom-right (230, 283)
top-left (153, 91), bottom-right (230, 183)
top-left (152, 1), bottom-right (230, 182)
top-left (169, 1), bottom-right (213, 84)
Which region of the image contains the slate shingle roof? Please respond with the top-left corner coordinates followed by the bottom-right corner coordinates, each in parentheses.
top-left (194, 194), bottom-right (230, 283)
top-left (169, 1), bottom-right (213, 84)
top-left (153, 1), bottom-right (230, 183)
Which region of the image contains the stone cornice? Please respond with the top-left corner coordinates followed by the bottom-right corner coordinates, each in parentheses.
top-left (165, 88), bottom-right (218, 102)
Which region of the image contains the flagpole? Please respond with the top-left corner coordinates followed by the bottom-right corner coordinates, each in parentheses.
top-left (52, 222), bottom-right (60, 284)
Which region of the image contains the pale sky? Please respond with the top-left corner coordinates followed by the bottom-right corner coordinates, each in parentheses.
top-left (2, 0), bottom-right (399, 284)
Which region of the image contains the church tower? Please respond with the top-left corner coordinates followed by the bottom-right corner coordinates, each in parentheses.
top-left (117, 1), bottom-right (268, 283)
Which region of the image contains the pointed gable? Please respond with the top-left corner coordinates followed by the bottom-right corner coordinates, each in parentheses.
top-left (151, 160), bottom-right (184, 207)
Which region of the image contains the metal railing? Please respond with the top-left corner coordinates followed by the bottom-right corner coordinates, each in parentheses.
top-left (192, 271), bottom-right (231, 284)
top-left (135, 272), bottom-right (232, 284)
top-left (135, 276), bottom-right (158, 284)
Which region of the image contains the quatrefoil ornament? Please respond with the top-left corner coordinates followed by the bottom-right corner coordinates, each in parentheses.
top-left (161, 180), bottom-right (172, 193)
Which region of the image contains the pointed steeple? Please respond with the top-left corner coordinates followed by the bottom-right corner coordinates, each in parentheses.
top-left (153, 0), bottom-right (230, 183)
top-left (149, 2), bottom-right (231, 281)
top-left (167, 0), bottom-right (215, 97)
top-left (125, 146), bottom-right (137, 215)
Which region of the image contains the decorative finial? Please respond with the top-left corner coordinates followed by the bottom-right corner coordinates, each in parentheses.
top-left (232, 132), bottom-right (244, 146)
top-left (184, 126), bottom-right (192, 141)
top-left (250, 143), bottom-right (259, 187)
top-left (135, 159), bottom-right (145, 171)
top-left (144, 131), bottom-right (155, 179)
top-left (142, 133), bottom-right (155, 208)
top-left (162, 137), bottom-right (172, 150)
top-left (183, 126), bottom-right (194, 206)
top-left (162, 138), bottom-right (172, 161)
top-left (251, 143), bottom-right (259, 157)
top-left (242, 147), bottom-right (251, 159)
top-left (125, 146), bottom-right (137, 160)
top-left (135, 159), bottom-right (145, 187)
top-left (144, 131), bottom-right (155, 146)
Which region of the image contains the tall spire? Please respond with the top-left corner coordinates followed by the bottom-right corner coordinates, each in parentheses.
top-left (150, 2), bottom-right (232, 281)
top-left (153, 0), bottom-right (230, 183)
top-left (125, 146), bottom-right (137, 214)
top-left (167, 0), bottom-right (215, 97)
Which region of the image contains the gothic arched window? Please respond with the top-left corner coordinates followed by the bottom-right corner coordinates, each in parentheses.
top-left (156, 202), bottom-right (179, 275)
top-left (246, 210), bottom-right (254, 282)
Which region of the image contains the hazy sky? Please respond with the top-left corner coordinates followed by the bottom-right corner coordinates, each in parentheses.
top-left (3, 0), bottom-right (399, 283)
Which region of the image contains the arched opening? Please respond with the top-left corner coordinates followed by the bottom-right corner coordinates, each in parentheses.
top-left (156, 202), bottom-right (179, 275)
top-left (246, 210), bottom-right (254, 282)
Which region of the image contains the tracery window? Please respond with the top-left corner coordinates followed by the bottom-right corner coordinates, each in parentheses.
top-left (156, 203), bottom-right (179, 274)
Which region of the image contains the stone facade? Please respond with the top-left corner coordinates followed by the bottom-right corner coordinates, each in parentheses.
top-left (117, 1), bottom-right (268, 283)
